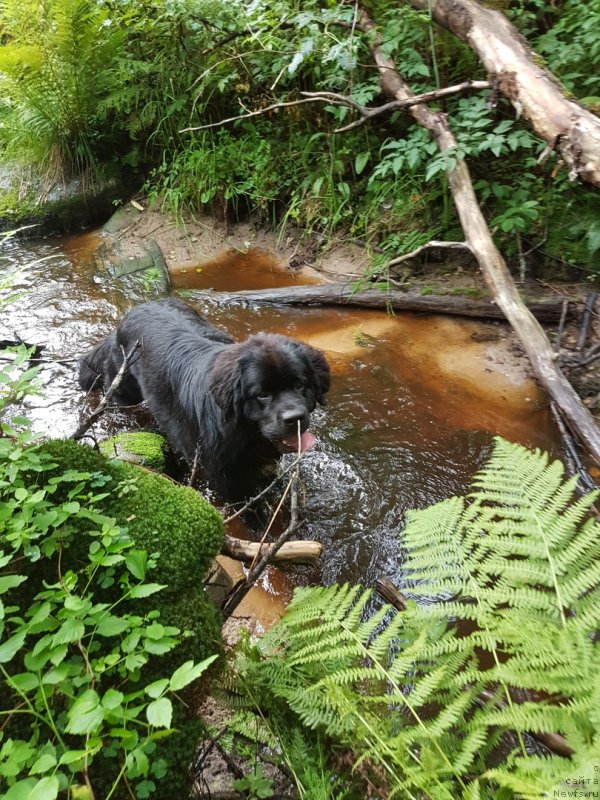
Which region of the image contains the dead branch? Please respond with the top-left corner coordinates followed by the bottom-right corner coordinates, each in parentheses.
top-left (301, 80), bottom-right (490, 132)
top-left (70, 340), bottom-right (141, 441)
top-left (375, 576), bottom-right (408, 610)
top-left (357, 6), bottom-right (600, 464)
top-left (223, 451), bottom-right (306, 523)
top-left (179, 80), bottom-right (490, 134)
top-left (385, 239), bottom-right (471, 269)
top-left (405, 0), bottom-right (600, 187)
top-left (220, 470), bottom-right (301, 620)
top-left (576, 291), bottom-right (597, 351)
top-left (222, 535), bottom-right (321, 564)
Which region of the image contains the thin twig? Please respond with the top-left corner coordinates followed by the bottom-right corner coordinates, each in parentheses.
top-left (223, 450), bottom-right (306, 523)
top-left (554, 299), bottom-right (569, 353)
top-left (70, 340), bottom-right (141, 441)
top-left (221, 427), bottom-right (304, 619)
top-left (576, 291), bottom-right (597, 351)
top-left (385, 239), bottom-right (471, 269)
top-left (550, 401), bottom-right (598, 493)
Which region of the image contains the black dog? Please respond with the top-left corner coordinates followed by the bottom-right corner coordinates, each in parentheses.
top-left (79, 298), bottom-right (330, 502)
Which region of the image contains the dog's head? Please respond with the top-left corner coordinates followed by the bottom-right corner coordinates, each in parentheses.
top-left (209, 333), bottom-right (330, 452)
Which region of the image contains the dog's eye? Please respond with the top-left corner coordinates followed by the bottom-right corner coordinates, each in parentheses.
top-left (257, 392), bottom-right (272, 402)
top-left (294, 381), bottom-right (305, 392)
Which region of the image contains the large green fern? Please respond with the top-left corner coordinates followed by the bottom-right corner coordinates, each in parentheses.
top-left (226, 438), bottom-right (600, 799)
top-left (0, 0), bottom-right (123, 179)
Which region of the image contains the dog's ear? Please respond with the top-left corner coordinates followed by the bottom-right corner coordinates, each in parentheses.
top-left (298, 343), bottom-right (331, 405)
top-left (208, 348), bottom-right (244, 414)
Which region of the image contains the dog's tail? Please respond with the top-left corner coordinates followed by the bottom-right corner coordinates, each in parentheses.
top-left (78, 337), bottom-right (112, 392)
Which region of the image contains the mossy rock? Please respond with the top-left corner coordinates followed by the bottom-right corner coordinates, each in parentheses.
top-left (37, 439), bottom-right (223, 593)
top-left (99, 431), bottom-right (168, 471)
top-left (13, 438), bottom-right (225, 799)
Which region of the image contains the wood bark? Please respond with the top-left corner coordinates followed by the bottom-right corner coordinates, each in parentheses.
top-left (358, 9), bottom-right (600, 464)
top-left (222, 534), bottom-right (322, 564)
top-left (405, 0), bottom-right (600, 187)
top-left (190, 284), bottom-right (568, 322)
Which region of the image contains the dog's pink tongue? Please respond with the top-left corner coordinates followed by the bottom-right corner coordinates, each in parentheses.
top-left (283, 431), bottom-right (317, 452)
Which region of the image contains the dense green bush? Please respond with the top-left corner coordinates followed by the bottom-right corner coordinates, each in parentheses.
top-left (0, 0), bottom-right (125, 180)
top-left (0, 407), bottom-right (223, 797)
top-left (2, 0), bottom-right (598, 273)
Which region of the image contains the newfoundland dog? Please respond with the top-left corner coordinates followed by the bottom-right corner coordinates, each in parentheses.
top-left (78, 298), bottom-right (330, 502)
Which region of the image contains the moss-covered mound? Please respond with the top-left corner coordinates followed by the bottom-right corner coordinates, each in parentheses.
top-left (38, 438), bottom-right (223, 595)
top-left (99, 430), bottom-right (168, 471)
top-left (15, 438), bottom-right (226, 798)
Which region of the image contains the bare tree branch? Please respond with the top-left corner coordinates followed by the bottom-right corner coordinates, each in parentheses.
top-left (179, 80), bottom-right (490, 134)
top-left (71, 340), bottom-right (141, 441)
top-left (405, 0), bottom-right (600, 187)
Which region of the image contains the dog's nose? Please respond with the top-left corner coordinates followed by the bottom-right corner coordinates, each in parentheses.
top-left (282, 409), bottom-right (307, 430)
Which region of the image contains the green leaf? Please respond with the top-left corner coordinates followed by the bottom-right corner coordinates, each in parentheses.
top-left (354, 151), bottom-right (370, 175)
top-left (128, 583), bottom-right (165, 599)
top-left (95, 615), bottom-right (129, 637)
top-left (28, 776), bottom-right (60, 800)
top-left (146, 697), bottom-right (173, 729)
top-left (0, 574), bottom-right (27, 594)
top-left (170, 655), bottom-right (218, 691)
top-left (10, 672), bottom-right (39, 692)
top-left (59, 750), bottom-right (88, 766)
top-left (66, 689), bottom-right (105, 735)
top-left (3, 779), bottom-right (37, 799)
top-left (102, 688), bottom-right (124, 710)
top-left (0, 632), bottom-right (26, 663)
top-left (125, 549), bottom-right (148, 580)
top-left (52, 617), bottom-right (84, 645)
top-left (29, 752), bottom-right (57, 774)
top-left (145, 678), bottom-right (169, 699)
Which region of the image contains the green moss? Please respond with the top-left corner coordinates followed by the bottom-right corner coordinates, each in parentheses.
top-left (37, 439), bottom-right (223, 593)
top-left (99, 431), bottom-right (168, 471)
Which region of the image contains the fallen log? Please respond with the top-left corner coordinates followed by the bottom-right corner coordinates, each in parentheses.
top-left (222, 534), bottom-right (322, 565)
top-left (405, 0), bottom-right (600, 188)
top-left (190, 283), bottom-right (570, 322)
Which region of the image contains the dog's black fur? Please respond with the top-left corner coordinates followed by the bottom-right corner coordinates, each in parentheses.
top-left (79, 298), bottom-right (330, 502)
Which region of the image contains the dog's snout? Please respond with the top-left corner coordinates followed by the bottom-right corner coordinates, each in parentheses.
top-left (282, 409), bottom-right (307, 429)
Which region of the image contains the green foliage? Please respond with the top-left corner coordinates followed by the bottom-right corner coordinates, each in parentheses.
top-left (0, 350), bottom-right (224, 798)
top-left (1, 0), bottom-right (598, 274)
top-left (0, 0), bottom-right (124, 180)
top-left (225, 438), bottom-right (600, 799)
top-left (536, 0), bottom-right (600, 101)
top-left (233, 764), bottom-right (274, 799)
top-left (36, 438), bottom-right (224, 602)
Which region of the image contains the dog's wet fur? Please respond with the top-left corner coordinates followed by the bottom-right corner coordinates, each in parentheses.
top-left (79, 298), bottom-right (330, 502)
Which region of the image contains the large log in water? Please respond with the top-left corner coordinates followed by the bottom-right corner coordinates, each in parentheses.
top-left (222, 534), bottom-right (322, 564)
top-left (190, 283), bottom-right (569, 322)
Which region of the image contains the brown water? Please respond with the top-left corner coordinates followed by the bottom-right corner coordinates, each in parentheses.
top-left (1, 232), bottom-right (562, 608)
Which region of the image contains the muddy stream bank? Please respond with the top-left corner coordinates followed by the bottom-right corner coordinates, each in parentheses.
top-left (1, 217), bottom-right (564, 631)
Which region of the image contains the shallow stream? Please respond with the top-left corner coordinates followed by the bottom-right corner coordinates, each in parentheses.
top-left (1, 229), bottom-right (563, 623)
